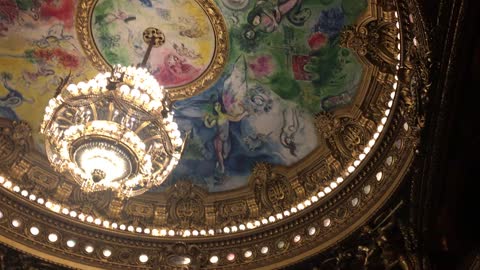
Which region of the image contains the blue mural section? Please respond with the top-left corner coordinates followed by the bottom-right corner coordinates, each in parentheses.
top-left (156, 56), bottom-right (318, 192)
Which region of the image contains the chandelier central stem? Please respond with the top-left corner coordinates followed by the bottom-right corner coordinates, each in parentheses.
top-left (141, 36), bottom-right (155, 67)
top-left (140, 27), bottom-right (165, 67)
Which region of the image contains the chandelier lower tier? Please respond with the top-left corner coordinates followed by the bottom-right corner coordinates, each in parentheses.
top-left (40, 65), bottom-right (183, 198)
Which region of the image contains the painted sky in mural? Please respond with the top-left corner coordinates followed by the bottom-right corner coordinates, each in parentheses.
top-left (92, 0), bottom-right (216, 88)
top-left (0, 0), bottom-right (367, 193)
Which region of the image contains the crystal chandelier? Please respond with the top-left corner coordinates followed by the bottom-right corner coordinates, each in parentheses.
top-left (40, 28), bottom-right (183, 198)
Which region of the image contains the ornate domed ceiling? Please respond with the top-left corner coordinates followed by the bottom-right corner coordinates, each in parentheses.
top-left (0, 0), bottom-right (431, 269)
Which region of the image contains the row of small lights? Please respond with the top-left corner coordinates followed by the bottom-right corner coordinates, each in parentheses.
top-left (0, 205), bottom-right (149, 263)
top-left (207, 118), bottom-right (413, 264)
top-left (0, 12), bottom-right (404, 239)
top-left (208, 166), bottom-right (392, 265)
top-left (0, 162), bottom-right (391, 266)
top-left (0, 75), bottom-right (396, 238)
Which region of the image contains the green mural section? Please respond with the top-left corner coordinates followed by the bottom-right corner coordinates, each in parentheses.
top-left (223, 0), bottom-right (366, 112)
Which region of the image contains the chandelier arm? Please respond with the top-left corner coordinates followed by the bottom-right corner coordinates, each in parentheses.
top-left (110, 92), bottom-right (161, 122)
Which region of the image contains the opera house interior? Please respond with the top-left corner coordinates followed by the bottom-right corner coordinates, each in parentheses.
top-left (0, 0), bottom-right (478, 269)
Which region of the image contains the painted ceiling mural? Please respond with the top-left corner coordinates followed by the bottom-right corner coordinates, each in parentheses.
top-left (92, 0), bottom-right (216, 88)
top-left (0, 0), bottom-right (367, 192)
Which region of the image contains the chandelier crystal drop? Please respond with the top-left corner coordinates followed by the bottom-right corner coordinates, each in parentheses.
top-left (41, 62), bottom-right (183, 198)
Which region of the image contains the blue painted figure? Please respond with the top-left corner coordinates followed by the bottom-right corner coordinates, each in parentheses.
top-left (0, 72), bottom-right (34, 120)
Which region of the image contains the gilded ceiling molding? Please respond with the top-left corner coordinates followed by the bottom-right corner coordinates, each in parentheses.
top-left (0, 120), bottom-right (416, 269)
top-left (0, 120), bottom-right (32, 169)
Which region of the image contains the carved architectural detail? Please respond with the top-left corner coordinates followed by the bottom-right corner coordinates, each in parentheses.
top-left (125, 200), bottom-right (154, 219)
top-left (204, 205), bottom-right (216, 226)
top-left (216, 199), bottom-right (249, 227)
top-left (325, 117), bottom-right (373, 162)
top-left (26, 167), bottom-right (59, 191)
top-left (0, 135), bottom-right (15, 166)
top-left (54, 182), bottom-right (73, 202)
top-left (156, 242), bottom-right (208, 269)
top-left (166, 181), bottom-right (206, 228)
top-left (399, 54), bottom-right (431, 133)
top-left (71, 188), bottom-right (112, 214)
top-left (0, 121), bottom-right (31, 168)
top-left (246, 197), bottom-right (259, 218)
top-left (9, 159), bottom-right (31, 181)
top-left (108, 198), bottom-right (125, 219)
top-left (341, 19), bottom-right (400, 74)
top-left (363, 84), bottom-right (394, 123)
top-left (315, 112), bottom-right (341, 139)
top-left (302, 156), bottom-right (342, 195)
top-left (340, 26), bottom-right (369, 56)
top-left (253, 163), bottom-right (296, 214)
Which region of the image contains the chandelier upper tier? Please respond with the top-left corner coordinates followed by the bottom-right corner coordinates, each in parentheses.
top-left (40, 28), bottom-right (184, 198)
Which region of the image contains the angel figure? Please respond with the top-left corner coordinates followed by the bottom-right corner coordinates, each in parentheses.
top-left (204, 101), bottom-right (248, 174)
top-left (170, 55), bottom-right (316, 190)
top-left (170, 55), bottom-right (252, 186)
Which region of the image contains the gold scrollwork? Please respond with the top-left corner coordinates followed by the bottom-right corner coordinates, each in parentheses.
top-left (301, 156), bottom-right (341, 194)
top-left (26, 167), bottom-right (59, 191)
top-left (340, 18), bottom-right (400, 74)
top-left (253, 163), bottom-right (296, 214)
top-left (0, 121), bottom-right (31, 168)
top-left (216, 200), bottom-right (249, 227)
top-left (166, 181), bottom-right (206, 228)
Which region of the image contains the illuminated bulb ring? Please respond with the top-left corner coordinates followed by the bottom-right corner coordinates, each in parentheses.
top-left (41, 65), bottom-right (183, 198)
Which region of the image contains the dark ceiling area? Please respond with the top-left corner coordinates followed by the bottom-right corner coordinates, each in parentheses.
top-left (425, 0), bottom-right (480, 268)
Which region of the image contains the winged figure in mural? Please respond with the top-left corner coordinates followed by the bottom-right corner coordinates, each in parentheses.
top-left (172, 56), bottom-right (251, 184)
top-left (202, 57), bottom-right (250, 174)
top-left (170, 55), bottom-right (317, 190)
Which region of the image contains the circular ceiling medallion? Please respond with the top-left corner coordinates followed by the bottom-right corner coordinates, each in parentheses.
top-left (77, 0), bottom-right (228, 100)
